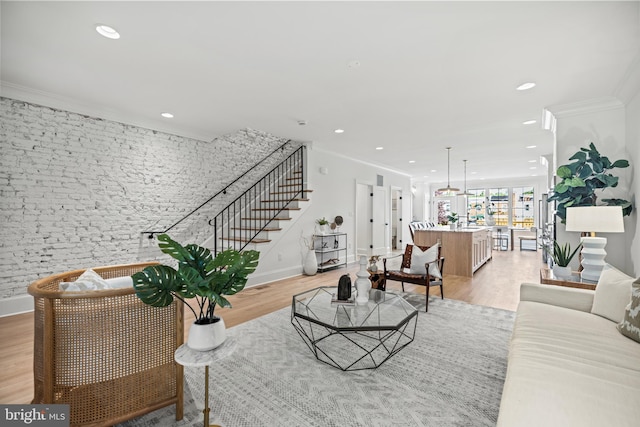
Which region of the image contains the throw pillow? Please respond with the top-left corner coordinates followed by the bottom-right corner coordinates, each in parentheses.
top-left (617, 277), bottom-right (640, 343)
top-left (408, 244), bottom-right (442, 279)
top-left (59, 268), bottom-right (110, 291)
top-left (591, 264), bottom-right (635, 323)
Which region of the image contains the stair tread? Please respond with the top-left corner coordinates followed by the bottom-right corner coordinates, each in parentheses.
top-left (271, 189), bottom-right (313, 194)
top-left (261, 198), bottom-right (309, 203)
top-left (220, 237), bottom-right (271, 243)
top-left (252, 207), bottom-right (301, 211)
top-left (241, 217), bottom-right (292, 220)
top-left (231, 227), bottom-right (282, 231)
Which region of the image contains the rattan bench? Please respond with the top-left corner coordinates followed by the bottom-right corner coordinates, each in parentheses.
top-left (27, 263), bottom-right (184, 427)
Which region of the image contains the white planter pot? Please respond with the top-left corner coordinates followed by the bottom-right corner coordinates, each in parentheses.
top-left (450, 223), bottom-right (456, 230)
top-left (303, 250), bottom-right (318, 275)
top-left (552, 265), bottom-right (572, 280)
top-left (187, 317), bottom-right (226, 351)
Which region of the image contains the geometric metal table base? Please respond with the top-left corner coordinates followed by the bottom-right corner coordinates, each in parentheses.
top-left (291, 287), bottom-right (418, 371)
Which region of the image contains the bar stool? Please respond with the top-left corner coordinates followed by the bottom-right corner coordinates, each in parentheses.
top-left (492, 226), bottom-right (509, 251)
top-left (519, 227), bottom-right (538, 251)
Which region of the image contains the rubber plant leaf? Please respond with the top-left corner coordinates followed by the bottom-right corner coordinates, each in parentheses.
top-left (612, 159), bottom-right (629, 168)
top-left (557, 165), bottom-right (573, 179)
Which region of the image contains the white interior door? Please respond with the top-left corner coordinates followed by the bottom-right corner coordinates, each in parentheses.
top-left (371, 186), bottom-right (386, 255)
top-left (356, 182), bottom-right (371, 256)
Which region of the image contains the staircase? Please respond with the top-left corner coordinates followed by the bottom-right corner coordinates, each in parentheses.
top-left (204, 168), bottom-right (312, 254)
top-left (143, 143), bottom-right (309, 257)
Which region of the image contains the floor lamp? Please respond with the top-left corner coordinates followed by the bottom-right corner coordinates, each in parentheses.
top-left (565, 206), bottom-right (625, 282)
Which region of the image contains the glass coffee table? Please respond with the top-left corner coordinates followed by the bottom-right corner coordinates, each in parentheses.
top-left (291, 287), bottom-right (418, 371)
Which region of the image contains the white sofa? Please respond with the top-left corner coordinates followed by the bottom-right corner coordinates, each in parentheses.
top-left (497, 272), bottom-right (640, 427)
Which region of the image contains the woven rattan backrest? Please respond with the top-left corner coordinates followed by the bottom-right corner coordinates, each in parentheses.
top-left (28, 263), bottom-right (184, 427)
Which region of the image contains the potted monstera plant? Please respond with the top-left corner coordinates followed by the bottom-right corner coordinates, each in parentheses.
top-left (132, 234), bottom-right (259, 351)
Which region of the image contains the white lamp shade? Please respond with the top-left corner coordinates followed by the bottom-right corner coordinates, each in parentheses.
top-left (565, 206), bottom-right (624, 233)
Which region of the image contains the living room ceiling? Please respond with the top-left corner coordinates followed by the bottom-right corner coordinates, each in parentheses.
top-left (2, 1), bottom-right (639, 184)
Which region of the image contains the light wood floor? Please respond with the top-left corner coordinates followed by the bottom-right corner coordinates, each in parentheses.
top-left (0, 248), bottom-right (545, 405)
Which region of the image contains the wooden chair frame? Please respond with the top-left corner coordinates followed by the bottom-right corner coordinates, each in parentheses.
top-left (383, 244), bottom-right (445, 312)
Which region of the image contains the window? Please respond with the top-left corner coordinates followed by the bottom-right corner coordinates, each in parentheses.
top-left (488, 188), bottom-right (509, 226)
top-left (466, 189), bottom-right (486, 225)
top-left (512, 187), bottom-right (535, 228)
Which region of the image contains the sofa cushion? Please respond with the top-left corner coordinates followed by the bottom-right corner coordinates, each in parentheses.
top-left (617, 277), bottom-right (640, 343)
top-left (498, 300), bottom-right (640, 427)
top-left (592, 264), bottom-right (635, 323)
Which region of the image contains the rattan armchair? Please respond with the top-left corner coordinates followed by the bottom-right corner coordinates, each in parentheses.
top-left (27, 263), bottom-right (184, 427)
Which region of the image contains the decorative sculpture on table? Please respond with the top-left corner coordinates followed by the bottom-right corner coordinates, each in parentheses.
top-left (337, 274), bottom-right (352, 300)
top-left (355, 256), bottom-right (372, 304)
top-left (368, 255), bottom-right (380, 272)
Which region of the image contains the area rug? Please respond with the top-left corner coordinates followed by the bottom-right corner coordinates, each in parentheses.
top-left (117, 295), bottom-right (515, 427)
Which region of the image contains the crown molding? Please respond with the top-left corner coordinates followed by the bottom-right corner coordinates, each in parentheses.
top-left (546, 96), bottom-right (625, 119)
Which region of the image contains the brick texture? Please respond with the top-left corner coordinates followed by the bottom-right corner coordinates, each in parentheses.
top-left (0, 97), bottom-right (292, 299)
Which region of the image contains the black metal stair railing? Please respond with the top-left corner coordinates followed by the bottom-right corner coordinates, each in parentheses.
top-left (205, 145), bottom-right (306, 255)
top-left (142, 142), bottom-right (306, 256)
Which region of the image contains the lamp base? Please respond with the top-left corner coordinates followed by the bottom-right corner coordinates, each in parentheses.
top-left (580, 236), bottom-right (607, 282)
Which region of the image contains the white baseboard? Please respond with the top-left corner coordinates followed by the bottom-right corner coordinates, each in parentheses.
top-left (0, 294), bottom-right (34, 317)
top-left (246, 265), bottom-right (303, 288)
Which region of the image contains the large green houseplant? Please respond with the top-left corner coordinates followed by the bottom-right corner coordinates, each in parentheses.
top-left (132, 234), bottom-right (259, 350)
top-left (548, 142), bottom-right (632, 223)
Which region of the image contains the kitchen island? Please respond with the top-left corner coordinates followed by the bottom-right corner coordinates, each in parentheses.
top-left (413, 227), bottom-right (492, 277)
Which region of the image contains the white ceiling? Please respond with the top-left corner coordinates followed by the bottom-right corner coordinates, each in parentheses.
top-left (2, 1), bottom-right (639, 185)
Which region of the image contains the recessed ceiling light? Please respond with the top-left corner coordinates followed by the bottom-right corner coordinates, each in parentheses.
top-left (376, 147), bottom-right (384, 150)
top-left (409, 160), bottom-right (416, 164)
top-left (530, 166), bottom-right (537, 170)
top-left (161, 112), bottom-right (174, 118)
top-left (516, 82), bottom-right (536, 91)
top-left (334, 129), bottom-right (344, 134)
top-left (531, 174), bottom-right (537, 177)
top-left (523, 120), bottom-right (537, 125)
top-left (431, 169), bottom-right (437, 173)
top-left (96, 24), bottom-right (120, 39)
top-left (471, 171), bottom-right (478, 175)
top-left (526, 145), bottom-right (537, 149)
top-left (528, 159), bottom-right (537, 163)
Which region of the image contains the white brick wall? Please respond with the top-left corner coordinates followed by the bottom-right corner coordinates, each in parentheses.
top-left (0, 97), bottom-right (290, 299)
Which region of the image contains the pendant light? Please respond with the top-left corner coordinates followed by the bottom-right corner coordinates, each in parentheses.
top-left (458, 159), bottom-right (472, 196)
top-left (437, 147), bottom-right (460, 193)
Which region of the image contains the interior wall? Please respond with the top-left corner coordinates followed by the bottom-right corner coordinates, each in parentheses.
top-left (250, 146), bottom-right (412, 287)
top-left (625, 89), bottom-right (639, 276)
top-left (0, 98), bottom-right (288, 314)
top-left (551, 100), bottom-right (632, 274)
